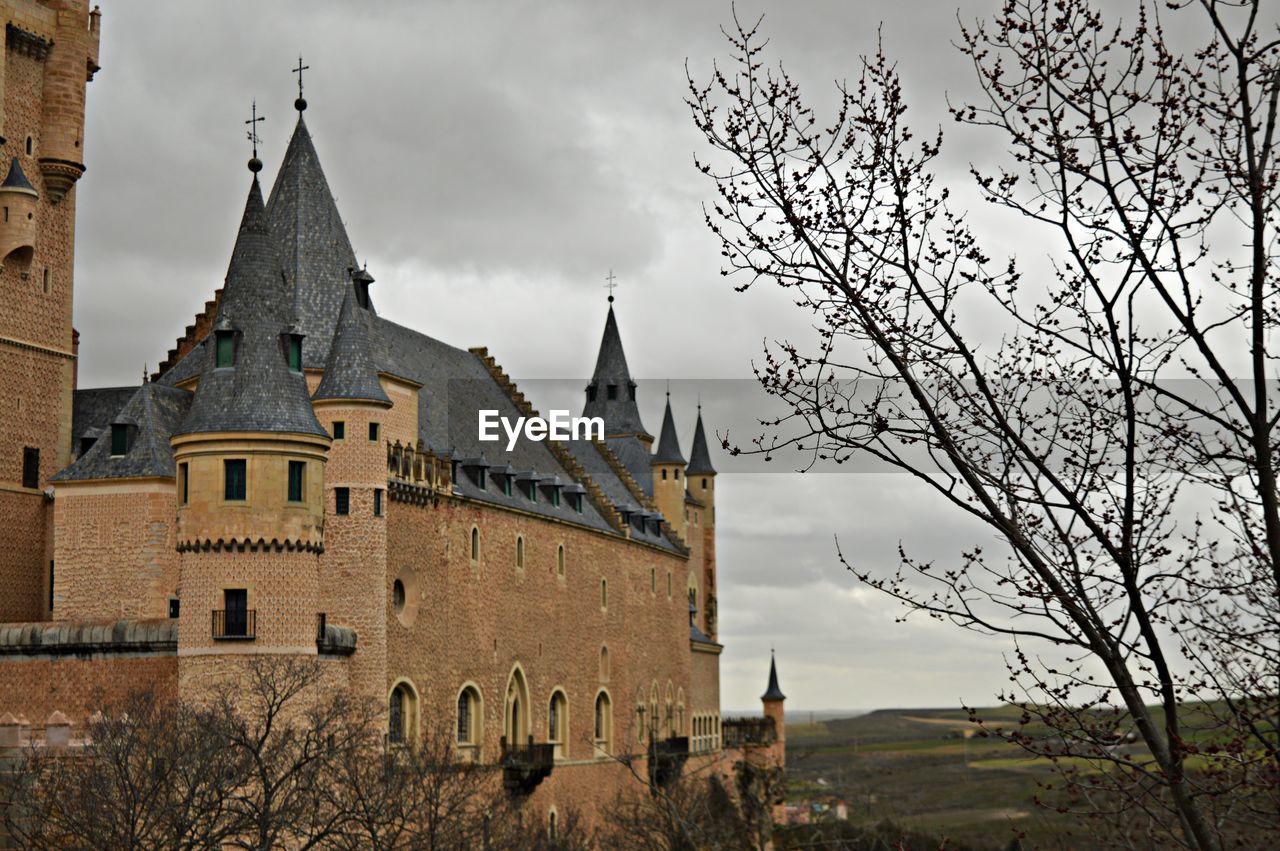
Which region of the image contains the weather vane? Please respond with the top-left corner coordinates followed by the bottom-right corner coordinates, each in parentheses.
top-left (245, 99), bottom-right (264, 173)
top-left (293, 55), bottom-right (310, 111)
top-left (604, 269), bottom-right (618, 303)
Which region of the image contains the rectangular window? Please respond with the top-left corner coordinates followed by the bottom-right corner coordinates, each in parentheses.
top-left (42, 268), bottom-right (49, 293)
top-left (502, 477), bottom-right (513, 498)
top-left (223, 589), bottom-right (248, 638)
top-left (215, 332), bottom-right (235, 368)
top-left (607, 384), bottom-right (617, 400)
top-left (110, 423), bottom-right (129, 456)
top-left (168, 598), bottom-right (180, 619)
top-left (369, 421), bottom-right (380, 442)
top-left (527, 481), bottom-right (537, 503)
top-left (223, 459), bottom-right (247, 501)
top-left (178, 462), bottom-right (189, 504)
top-left (551, 488), bottom-right (561, 508)
top-left (573, 493), bottom-right (583, 514)
top-left (335, 487), bottom-right (350, 515)
top-left (332, 420), bottom-right (345, 440)
top-left (287, 336), bottom-right (302, 371)
top-left (287, 460), bottom-right (305, 502)
top-left (21, 447), bottom-right (38, 489)
top-left (374, 488), bottom-right (383, 516)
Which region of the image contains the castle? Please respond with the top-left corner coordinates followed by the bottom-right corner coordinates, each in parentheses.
top-left (0, 0), bottom-right (784, 829)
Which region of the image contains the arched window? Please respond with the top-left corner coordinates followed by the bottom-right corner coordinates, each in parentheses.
top-left (593, 691), bottom-right (612, 756)
top-left (457, 685), bottom-right (481, 752)
top-left (548, 809), bottom-right (559, 840)
top-left (665, 682), bottom-right (675, 738)
top-left (505, 667), bottom-right (530, 746)
top-left (515, 535), bottom-right (525, 570)
top-left (676, 688), bottom-right (686, 736)
top-left (599, 645), bottom-right (610, 682)
top-left (557, 545), bottom-right (565, 577)
top-left (636, 701), bottom-right (647, 744)
top-left (649, 683), bottom-right (659, 743)
top-left (389, 680), bottom-right (418, 745)
top-left (600, 578), bottom-right (608, 609)
top-left (548, 690), bottom-right (568, 759)
top-left (470, 526), bottom-right (480, 563)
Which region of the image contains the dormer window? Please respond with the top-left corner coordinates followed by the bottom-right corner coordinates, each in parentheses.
top-left (629, 384), bottom-right (636, 400)
top-left (477, 468), bottom-right (487, 489)
top-left (215, 331), bottom-right (236, 368)
top-left (607, 384), bottom-right (617, 401)
top-left (286, 334), bottom-right (303, 372)
top-left (551, 487), bottom-right (561, 508)
top-left (502, 476), bottom-right (513, 498)
top-left (572, 493), bottom-right (584, 513)
top-left (109, 423), bottom-right (130, 457)
top-left (527, 481), bottom-right (537, 503)
top-left (587, 385), bottom-right (598, 402)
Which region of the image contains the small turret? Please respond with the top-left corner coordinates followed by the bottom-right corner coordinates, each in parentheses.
top-left (762, 651), bottom-right (786, 767)
top-left (583, 303), bottom-right (650, 444)
top-left (686, 406), bottom-right (717, 527)
top-left (0, 158), bottom-right (38, 269)
top-left (652, 395), bottom-right (687, 541)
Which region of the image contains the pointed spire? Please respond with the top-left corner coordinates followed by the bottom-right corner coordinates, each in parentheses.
top-left (687, 405), bottom-right (717, 475)
top-left (313, 281), bottom-right (391, 405)
top-left (1, 157), bottom-right (37, 194)
top-left (266, 112), bottom-right (360, 370)
top-left (582, 304), bottom-right (647, 437)
top-left (762, 651), bottom-right (786, 702)
top-left (653, 394), bottom-right (685, 464)
top-left (175, 176), bottom-right (327, 438)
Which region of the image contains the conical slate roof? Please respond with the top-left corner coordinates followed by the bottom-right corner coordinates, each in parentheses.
top-left (687, 408), bottom-right (717, 475)
top-left (1, 157), bottom-right (36, 193)
top-left (266, 113), bottom-right (361, 369)
top-left (582, 305), bottom-right (647, 437)
top-left (313, 282), bottom-right (390, 404)
top-left (652, 396), bottom-right (685, 464)
top-left (762, 652), bottom-right (785, 702)
top-left (175, 176), bottom-right (327, 438)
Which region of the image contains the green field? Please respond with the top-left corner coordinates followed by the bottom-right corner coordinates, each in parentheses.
top-left (783, 706), bottom-right (1082, 849)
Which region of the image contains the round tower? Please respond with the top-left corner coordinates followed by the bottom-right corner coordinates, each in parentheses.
top-left (312, 277), bottom-right (392, 708)
top-left (171, 172), bottom-right (331, 692)
top-left (761, 651), bottom-right (786, 767)
top-left (651, 394), bottom-right (687, 542)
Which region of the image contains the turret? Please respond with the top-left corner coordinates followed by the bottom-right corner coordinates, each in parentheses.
top-left (38, 0), bottom-right (101, 203)
top-left (583, 301), bottom-right (651, 446)
top-left (686, 406), bottom-right (717, 524)
top-left (686, 406), bottom-right (718, 635)
top-left (762, 651), bottom-right (786, 767)
top-left (651, 395), bottom-right (687, 540)
top-left (170, 171), bottom-right (331, 689)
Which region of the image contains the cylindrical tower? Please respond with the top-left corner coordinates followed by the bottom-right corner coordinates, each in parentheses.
top-left (651, 395), bottom-right (687, 541)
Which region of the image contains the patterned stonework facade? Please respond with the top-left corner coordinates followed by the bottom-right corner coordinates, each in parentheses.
top-left (0, 0), bottom-right (785, 830)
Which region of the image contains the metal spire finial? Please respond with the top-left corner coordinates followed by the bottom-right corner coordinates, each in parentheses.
top-left (604, 269), bottom-right (618, 303)
top-left (245, 99), bottom-right (264, 173)
top-left (293, 56), bottom-right (310, 111)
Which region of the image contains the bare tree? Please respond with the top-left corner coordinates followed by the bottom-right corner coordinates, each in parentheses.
top-left (688, 2), bottom-right (1280, 848)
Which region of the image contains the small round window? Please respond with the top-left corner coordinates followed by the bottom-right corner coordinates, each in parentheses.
top-left (393, 579), bottom-right (406, 612)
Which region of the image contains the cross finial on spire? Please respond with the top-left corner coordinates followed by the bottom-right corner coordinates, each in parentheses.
top-left (293, 56), bottom-right (310, 111)
top-left (245, 99), bottom-right (264, 173)
top-left (604, 269), bottom-right (618, 303)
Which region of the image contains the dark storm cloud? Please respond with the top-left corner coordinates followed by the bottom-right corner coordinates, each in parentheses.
top-left (73, 0), bottom-right (1180, 711)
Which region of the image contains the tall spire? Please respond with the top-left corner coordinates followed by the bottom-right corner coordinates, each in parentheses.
top-left (174, 175), bottom-right (326, 438)
top-left (653, 394), bottom-right (685, 464)
top-left (582, 303), bottom-right (647, 437)
top-left (762, 651), bottom-right (786, 702)
top-left (687, 405), bottom-right (717, 475)
top-left (266, 111), bottom-right (360, 370)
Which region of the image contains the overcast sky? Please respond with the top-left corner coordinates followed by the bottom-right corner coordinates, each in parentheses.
top-left (73, 0), bottom-right (1178, 712)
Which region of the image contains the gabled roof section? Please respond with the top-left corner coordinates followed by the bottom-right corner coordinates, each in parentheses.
top-left (175, 176), bottom-right (327, 438)
top-left (54, 383), bottom-right (193, 482)
top-left (653, 396), bottom-right (685, 464)
top-left (266, 113), bottom-right (360, 369)
top-left (687, 408), bottom-right (717, 475)
top-left (582, 305), bottom-right (648, 437)
top-left (313, 283), bottom-right (390, 405)
top-left (71, 386), bottom-right (138, 450)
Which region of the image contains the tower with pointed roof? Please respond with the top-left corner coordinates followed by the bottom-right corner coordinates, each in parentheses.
top-left (652, 394), bottom-right (687, 541)
top-left (170, 168), bottom-right (332, 688)
top-left (0, 0), bottom-right (101, 623)
top-left (762, 650), bottom-right (786, 767)
top-left (583, 302), bottom-right (650, 446)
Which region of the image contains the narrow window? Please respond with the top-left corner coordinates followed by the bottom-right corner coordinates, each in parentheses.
top-left (515, 536), bottom-right (525, 570)
top-left (215, 331), bottom-right (235, 368)
top-left (287, 460), bottom-right (305, 502)
top-left (168, 598), bottom-right (180, 619)
top-left (477, 468), bottom-right (486, 489)
top-left (457, 689), bottom-right (475, 744)
top-left (393, 579), bottom-right (406, 612)
top-left (502, 476), bottom-right (513, 497)
top-left (24, 136), bottom-right (31, 155)
top-left (470, 527), bottom-right (480, 562)
top-left (651, 567), bottom-right (656, 594)
top-left (661, 468), bottom-right (668, 480)
top-left (3, 207), bottom-right (8, 223)
top-left (557, 545), bottom-right (565, 577)
top-left (42, 268), bottom-right (48, 293)
top-left (607, 384), bottom-right (617, 400)
top-left (549, 691), bottom-right (567, 759)
top-left (667, 571), bottom-right (672, 597)
top-left (587, 385), bottom-right (597, 402)
top-left (332, 420), bottom-right (345, 440)
top-left (21, 447), bottom-right (38, 488)
top-left (702, 478), bottom-right (708, 489)
top-left (675, 469), bottom-right (681, 480)
top-left (178, 462), bottom-right (189, 504)
top-left (335, 487), bottom-right (350, 515)
top-left (48, 561), bottom-right (54, 612)
top-left (573, 493), bottom-right (583, 514)
top-left (110, 423), bottom-right (129, 456)
top-left (551, 488), bottom-right (561, 508)
top-left (287, 335), bottom-right (302, 372)
top-left (527, 481), bottom-right (537, 503)
top-left (389, 688), bottom-right (405, 744)
top-left (222, 588), bottom-right (249, 637)
top-left (223, 459), bottom-right (247, 501)
top-left (600, 578), bottom-right (608, 609)
top-left (374, 488), bottom-right (384, 516)
top-left (629, 385), bottom-right (636, 400)
top-left (369, 421), bottom-right (380, 442)
top-left (549, 811), bottom-right (558, 840)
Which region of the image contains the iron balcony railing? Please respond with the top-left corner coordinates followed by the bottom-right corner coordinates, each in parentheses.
top-left (499, 735), bottom-right (556, 794)
top-left (211, 609), bottom-right (255, 640)
top-left (721, 716), bottom-right (777, 748)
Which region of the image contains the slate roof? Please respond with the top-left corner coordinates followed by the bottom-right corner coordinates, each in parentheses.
top-left (762, 652), bottom-right (786, 701)
top-left (71, 386), bottom-right (138, 452)
top-left (1, 157), bottom-right (36, 193)
top-left (653, 397), bottom-right (685, 464)
top-left (265, 113), bottom-right (361, 370)
top-left (582, 305), bottom-right (648, 437)
top-left (174, 176), bottom-right (327, 439)
top-left (313, 284), bottom-right (390, 404)
top-left (687, 408), bottom-right (717, 475)
top-left (53, 383), bottom-right (192, 482)
top-left (605, 434), bottom-right (654, 498)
